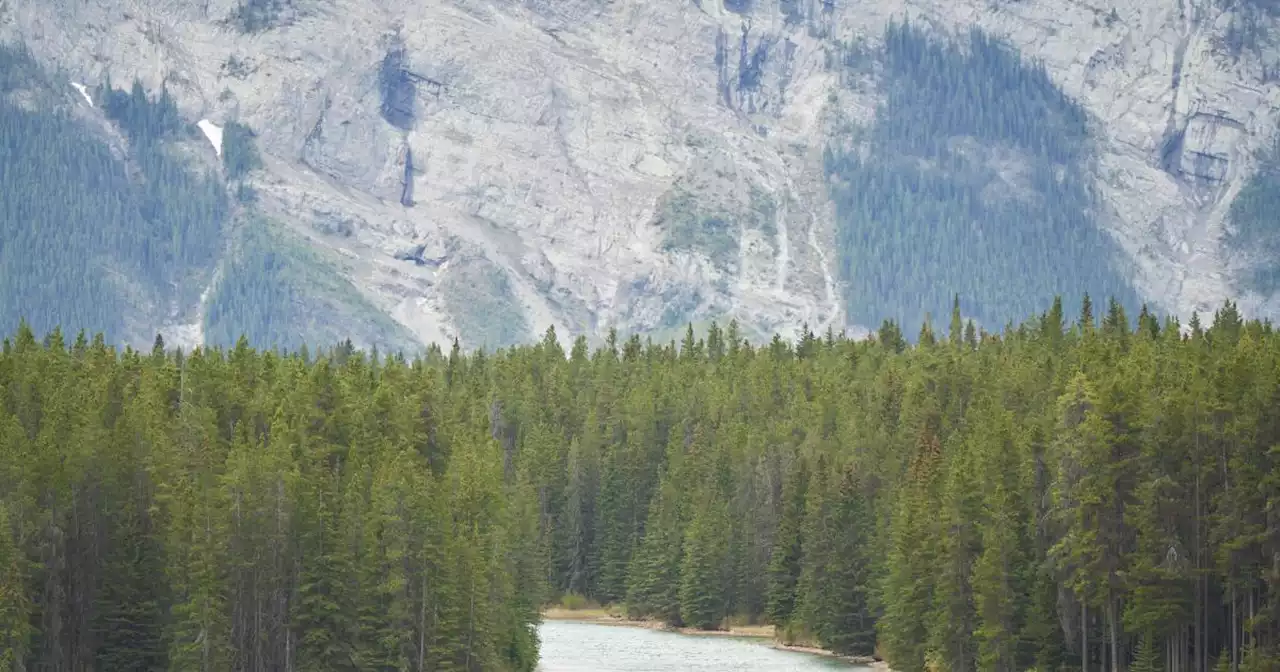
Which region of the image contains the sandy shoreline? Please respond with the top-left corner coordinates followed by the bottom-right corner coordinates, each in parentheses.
top-left (541, 608), bottom-right (772, 638)
top-left (541, 609), bottom-right (891, 670)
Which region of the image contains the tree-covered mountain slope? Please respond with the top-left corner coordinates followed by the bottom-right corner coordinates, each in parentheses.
top-left (0, 44), bottom-right (226, 343)
top-left (827, 22), bottom-right (1142, 336)
top-left (0, 0), bottom-right (1278, 347)
top-left (0, 44), bottom-right (418, 353)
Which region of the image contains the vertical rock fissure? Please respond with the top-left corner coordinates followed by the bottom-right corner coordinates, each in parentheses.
top-left (1159, 0), bottom-right (1196, 177)
top-left (401, 146), bottom-right (415, 207)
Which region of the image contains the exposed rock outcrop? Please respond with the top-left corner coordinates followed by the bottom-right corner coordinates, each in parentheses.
top-left (2, 0), bottom-right (1277, 347)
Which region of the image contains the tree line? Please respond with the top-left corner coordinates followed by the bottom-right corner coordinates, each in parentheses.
top-left (2, 294), bottom-right (1279, 671)
top-left (0, 328), bottom-right (540, 671)
top-left (497, 294), bottom-right (1278, 672)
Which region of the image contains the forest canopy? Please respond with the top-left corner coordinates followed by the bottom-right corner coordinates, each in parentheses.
top-left (1, 294), bottom-right (1279, 672)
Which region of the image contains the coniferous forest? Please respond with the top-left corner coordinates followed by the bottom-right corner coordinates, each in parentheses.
top-left (0, 45), bottom-right (227, 342)
top-left (827, 22), bottom-right (1141, 337)
top-left (0, 42), bottom-right (418, 354)
top-left (2, 296), bottom-right (1280, 671)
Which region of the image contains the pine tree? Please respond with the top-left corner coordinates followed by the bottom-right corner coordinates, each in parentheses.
top-left (878, 428), bottom-right (943, 671)
top-left (1130, 632), bottom-right (1161, 672)
top-left (678, 504), bottom-right (728, 630)
top-left (562, 429), bottom-right (601, 597)
top-left (93, 502), bottom-right (168, 671)
top-left (626, 478), bottom-right (684, 624)
top-left (929, 434), bottom-right (981, 672)
top-left (813, 465), bottom-right (876, 656)
top-left (0, 503), bottom-right (31, 667)
top-left (293, 474), bottom-right (357, 670)
top-left (949, 295), bottom-right (964, 347)
top-left (765, 456), bottom-right (808, 626)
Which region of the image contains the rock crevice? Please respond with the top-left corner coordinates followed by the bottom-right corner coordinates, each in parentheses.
top-left (3, 0), bottom-right (1278, 345)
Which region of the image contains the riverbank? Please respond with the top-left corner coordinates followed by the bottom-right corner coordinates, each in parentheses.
top-left (540, 608), bottom-right (891, 670)
top-left (770, 642), bottom-right (889, 670)
top-left (541, 607), bottom-right (773, 638)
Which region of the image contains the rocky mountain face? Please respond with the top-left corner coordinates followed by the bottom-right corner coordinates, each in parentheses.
top-left (1, 0), bottom-right (1277, 350)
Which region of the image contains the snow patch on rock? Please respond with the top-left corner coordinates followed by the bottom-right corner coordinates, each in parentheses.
top-left (70, 81), bottom-right (92, 106)
top-left (5, 0), bottom-right (1279, 347)
top-left (197, 119), bottom-right (222, 157)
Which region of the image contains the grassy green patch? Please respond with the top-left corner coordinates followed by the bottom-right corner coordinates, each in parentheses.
top-left (557, 593), bottom-right (599, 611)
top-left (439, 257), bottom-right (530, 351)
top-left (657, 190), bottom-right (739, 268)
top-left (204, 219), bottom-right (416, 353)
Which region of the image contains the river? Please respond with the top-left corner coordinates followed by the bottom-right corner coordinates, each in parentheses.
top-left (536, 620), bottom-right (871, 671)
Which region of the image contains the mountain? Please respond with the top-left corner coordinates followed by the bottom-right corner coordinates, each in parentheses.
top-left (1, 0), bottom-right (1278, 351)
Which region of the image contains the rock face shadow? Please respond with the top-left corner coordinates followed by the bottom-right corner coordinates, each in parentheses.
top-left (402, 147), bottom-right (415, 207)
top-left (379, 45), bottom-right (416, 131)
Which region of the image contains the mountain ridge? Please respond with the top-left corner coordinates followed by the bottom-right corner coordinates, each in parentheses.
top-left (1, 0), bottom-right (1277, 349)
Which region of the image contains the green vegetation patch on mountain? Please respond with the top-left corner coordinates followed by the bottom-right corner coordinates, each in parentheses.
top-left (222, 120), bottom-right (263, 180)
top-left (232, 0), bottom-right (294, 33)
top-left (658, 189), bottom-right (740, 268)
top-left (204, 218), bottom-right (417, 353)
top-left (655, 165), bottom-right (779, 271)
top-left (1226, 132), bottom-right (1280, 291)
top-left (0, 44), bottom-right (227, 341)
top-left (439, 254), bottom-right (531, 350)
top-left (826, 21), bottom-right (1140, 336)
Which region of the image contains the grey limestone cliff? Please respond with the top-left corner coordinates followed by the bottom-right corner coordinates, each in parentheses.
top-left (2, 0), bottom-right (1277, 348)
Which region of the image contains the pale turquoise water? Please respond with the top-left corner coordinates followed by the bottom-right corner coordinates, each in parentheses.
top-left (536, 620), bottom-right (870, 671)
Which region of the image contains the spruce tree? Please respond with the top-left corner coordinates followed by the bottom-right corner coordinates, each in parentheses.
top-left (765, 456), bottom-right (808, 626)
top-left (1130, 632), bottom-right (1161, 672)
top-left (678, 505), bottom-right (727, 630)
top-left (814, 466), bottom-right (876, 656)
